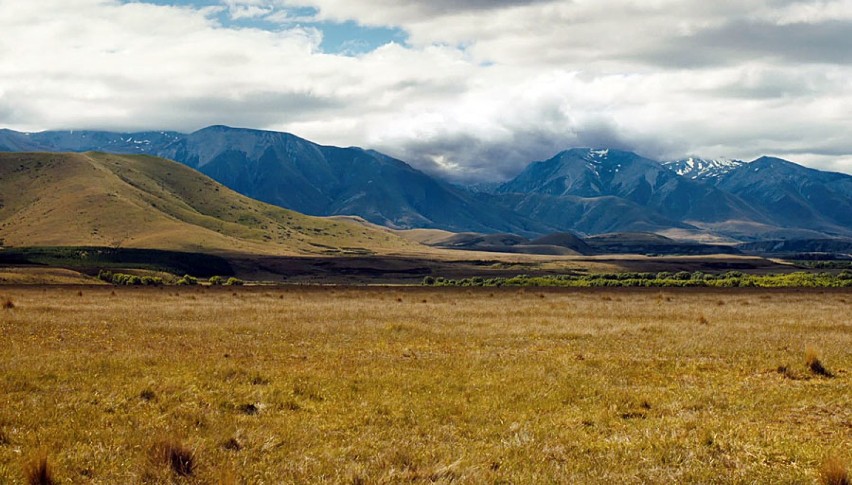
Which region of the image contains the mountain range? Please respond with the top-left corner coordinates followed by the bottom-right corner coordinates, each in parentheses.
top-left (2, 126), bottom-right (851, 241)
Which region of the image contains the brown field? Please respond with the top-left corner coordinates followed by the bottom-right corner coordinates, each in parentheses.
top-left (0, 286), bottom-right (849, 483)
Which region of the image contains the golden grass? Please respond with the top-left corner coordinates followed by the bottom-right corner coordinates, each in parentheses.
top-left (0, 286), bottom-right (849, 483)
top-left (0, 268), bottom-right (100, 286)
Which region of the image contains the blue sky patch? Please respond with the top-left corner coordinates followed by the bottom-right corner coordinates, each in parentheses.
top-left (123, 1), bottom-right (407, 55)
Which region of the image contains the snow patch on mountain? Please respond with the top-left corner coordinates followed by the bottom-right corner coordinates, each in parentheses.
top-left (663, 157), bottom-right (744, 181)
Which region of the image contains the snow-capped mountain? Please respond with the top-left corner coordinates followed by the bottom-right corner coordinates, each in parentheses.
top-left (494, 148), bottom-right (765, 234)
top-left (663, 157), bottom-right (745, 181)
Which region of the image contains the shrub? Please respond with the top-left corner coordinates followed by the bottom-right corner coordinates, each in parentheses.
top-left (224, 277), bottom-right (244, 286)
top-left (422, 276), bottom-right (436, 286)
top-left (2, 298), bottom-right (14, 310)
top-left (209, 275), bottom-right (224, 286)
top-left (176, 275), bottom-right (198, 286)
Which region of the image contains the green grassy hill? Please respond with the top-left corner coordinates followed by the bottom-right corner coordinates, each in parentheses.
top-left (0, 152), bottom-right (417, 255)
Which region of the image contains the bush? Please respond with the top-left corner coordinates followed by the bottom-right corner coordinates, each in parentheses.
top-left (224, 277), bottom-right (244, 286)
top-left (176, 275), bottom-right (198, 286)
top-left (97, 269), bottom-right (113, 282)
top-left (209, 275), bottom-right (224, 286)
top-left (99, 271), bottom-right (162, 286)
top-left (422, 271), bottom-right (852, 288)
top-left (422, 276), bottom-right (436, 286)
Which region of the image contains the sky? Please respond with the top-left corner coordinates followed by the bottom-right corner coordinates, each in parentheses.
top-left (1, 0), bottom-right (852, 182)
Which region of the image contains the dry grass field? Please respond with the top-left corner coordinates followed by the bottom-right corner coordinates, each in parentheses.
top-left (0, 286), bottom-right (849, 484)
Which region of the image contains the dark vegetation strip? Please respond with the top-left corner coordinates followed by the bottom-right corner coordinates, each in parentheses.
top-left (423, 271), bottom-right (852, 288)
top-left (0, 247), bottom-right (233, 277)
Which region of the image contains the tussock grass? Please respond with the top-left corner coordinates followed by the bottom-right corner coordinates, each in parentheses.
top-left (0, 286), bottom-right (849, 482)
top-left (22, 450), bottom-right (55, 485)
top-left (820, 455), bottom-right (850, 485)
top-left (806, 346), bottom-right (835, 377)
top-left (151, 439), bottom-right (195, 477)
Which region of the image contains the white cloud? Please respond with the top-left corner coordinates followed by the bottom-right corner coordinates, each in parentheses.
top-left (1, 0), bottom-right (851, 180)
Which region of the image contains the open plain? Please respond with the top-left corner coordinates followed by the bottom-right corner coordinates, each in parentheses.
top-left (0, 286), bottom-right (849, 483)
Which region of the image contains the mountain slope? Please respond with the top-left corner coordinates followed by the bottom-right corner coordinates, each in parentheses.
top-left (490, 192), bottom-right (693, 235)
top-left (0, 152), bottom-right (416, 255)
top-left (714, 157), bottom-right (852, 236)
top-left (156, 126), bottom-right (549, 235)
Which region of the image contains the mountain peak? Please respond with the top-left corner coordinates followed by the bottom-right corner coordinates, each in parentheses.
top-left (751, 156), bottom-right (793, 166)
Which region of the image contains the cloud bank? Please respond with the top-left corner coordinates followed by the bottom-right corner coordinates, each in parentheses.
top-left (1, 0), bottom-right (852, 181)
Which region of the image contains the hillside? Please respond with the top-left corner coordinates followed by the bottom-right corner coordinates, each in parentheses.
top-left (0, 152), bottom-right (416, 255)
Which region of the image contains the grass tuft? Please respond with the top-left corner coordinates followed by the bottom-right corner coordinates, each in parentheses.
top-left (806, 347), bottom-right (834, 378)
top-left (139, 389), bottom-right (156, 401)
top-left (152, 439), bottom-right (195, 477)
top-left (819, 456), bottom-right (850, 485)
top-left (238, 403), bottom-right (259, 415)
top-left (776, 365), bottom-right (800, 380)
top-left (222, 437), bottom-right (242, 452)
top-left (22, 450), bottom-right (56, 485)
top-left (250, 374), bottom-right (270, 386)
